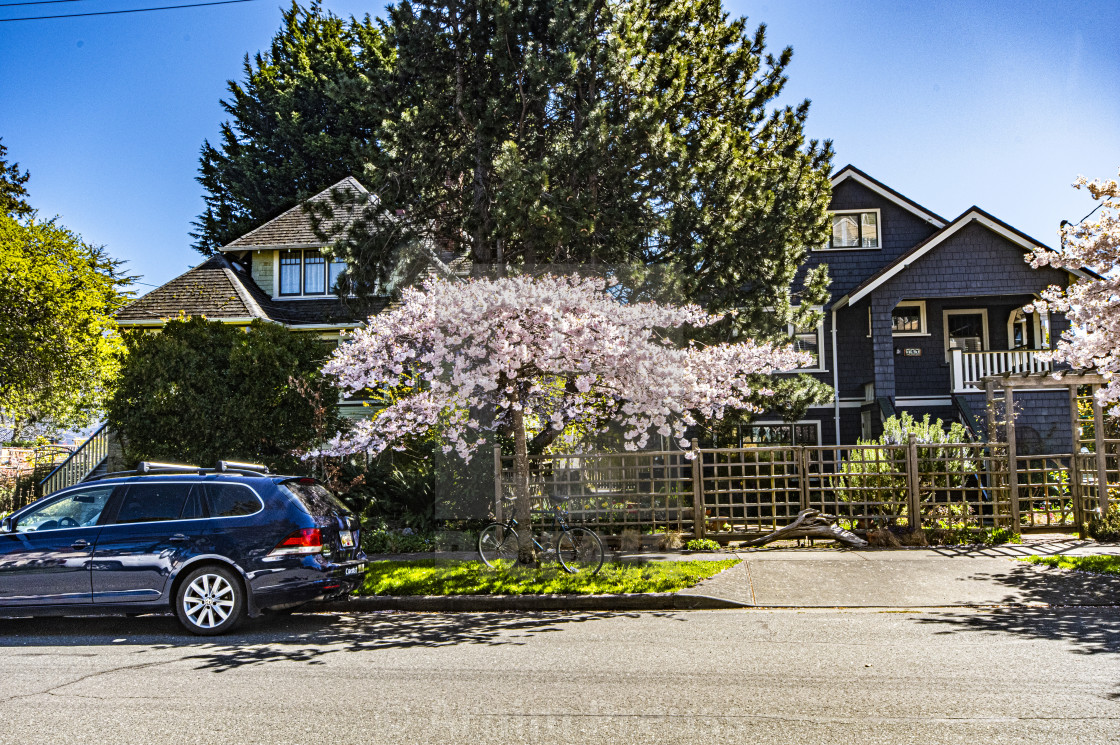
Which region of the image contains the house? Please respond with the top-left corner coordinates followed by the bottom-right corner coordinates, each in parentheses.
top-left (743, 165), bottom-right (1095, 452)
top-left (120, 169), bottom-right (1092, 452)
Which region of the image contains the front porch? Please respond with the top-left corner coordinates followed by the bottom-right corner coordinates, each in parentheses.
top-left (950, 348), bottom-right (1053, 392)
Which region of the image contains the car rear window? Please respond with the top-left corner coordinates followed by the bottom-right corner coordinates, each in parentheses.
top-left (280, 481), bottom-right (351, 517)
top-left (206, 484), bottom-right (262, 517)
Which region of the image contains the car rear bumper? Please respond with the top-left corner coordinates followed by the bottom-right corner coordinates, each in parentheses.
top-left (250, 554), bottom-right (368, 611)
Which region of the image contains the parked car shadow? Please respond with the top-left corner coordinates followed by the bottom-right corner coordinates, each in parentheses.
top-left (0, 610), bottom-right (644, 672)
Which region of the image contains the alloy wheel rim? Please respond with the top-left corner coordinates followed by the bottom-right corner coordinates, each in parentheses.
top-left (183, 574), bottom-right (235, 629)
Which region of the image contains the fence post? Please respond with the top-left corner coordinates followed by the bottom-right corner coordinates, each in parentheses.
top-left (691, 438), bottom-right (705, 540)
top-left (1005, 385), bottom-right (1021, 529)
top-left (493, 445), bottom-right (503, 523)
top-left (1069, 384), bottom-right (1085, 538)
top-left (798, 446), bottom-right (810, 512)
top-left (1092, 389), bottom-right (1110, 513)
top-left (906, 434), bottom-right (922, 532)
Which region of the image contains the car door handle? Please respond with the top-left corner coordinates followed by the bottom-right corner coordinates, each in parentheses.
top-left (71, 539), bottom-right (90, 549)
top-left (169, 534), bottom-right (189, 543)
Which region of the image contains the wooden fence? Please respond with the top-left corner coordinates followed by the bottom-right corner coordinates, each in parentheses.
top-left (494, 437), bottom-right (1120, 540)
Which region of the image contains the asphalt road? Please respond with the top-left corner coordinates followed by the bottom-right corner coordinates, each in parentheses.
top-left (1, 608), bottom-right (1118, 745)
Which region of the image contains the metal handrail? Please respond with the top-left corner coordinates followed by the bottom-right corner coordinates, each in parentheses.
top-left (37, 423), bottom-right (109, 497)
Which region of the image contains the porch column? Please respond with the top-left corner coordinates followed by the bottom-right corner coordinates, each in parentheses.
top-left (869, 295), bottom-right (897, 404)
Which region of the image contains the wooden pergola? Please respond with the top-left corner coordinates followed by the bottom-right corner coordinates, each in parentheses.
top-left (983, 369), bottom-right (1111, 525)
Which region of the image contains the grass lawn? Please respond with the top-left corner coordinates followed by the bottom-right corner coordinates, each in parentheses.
top-left (357, 559), bottom-right (740, 596)
top-left (1021, 555), bottom-right (1120, 576)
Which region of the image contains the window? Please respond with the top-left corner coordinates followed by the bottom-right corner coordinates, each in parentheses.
top-left (281, 481), bottom-right (352, 518)
top-left (891, 301), bottom-right (927, 335)
top-left (114, 484), bottom-right (199, 524)
top-left (206, 484), bottom-right (262, 518)
top-left (786, 318), bottom-right (824, 371)
top-left (279, 250), bottom-right (302, 296)
top-left (277, 250), bottom-right (348, 297)
top-left (825, 210), bottom-right (880, 249)
top-left (16, 486), bottom-right (115, 531)
top-left (943, 309), bottom-right (989, 359)
top-left (742, 422), bottom-right (820, 447)
top-left (1008, 309), bottom-right (1030, 349)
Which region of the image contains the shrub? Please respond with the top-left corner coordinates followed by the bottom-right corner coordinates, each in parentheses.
top-left (362, 529), bottom-right (435, 554)
top-left (685, 538), bottom-right (721, 552)
top-left (1085, 507), bottom-right (1120, 542)
top-left (833, 413), bottom-right (975, 523)
top-left (108, 317), bottom-right (341, 474)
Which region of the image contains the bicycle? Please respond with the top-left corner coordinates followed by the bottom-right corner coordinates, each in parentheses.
top-left (478, 495), bottom-right (604, 575)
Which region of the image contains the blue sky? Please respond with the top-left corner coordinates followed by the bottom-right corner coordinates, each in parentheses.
top-left (1, 0), bottom-right (1118, 292)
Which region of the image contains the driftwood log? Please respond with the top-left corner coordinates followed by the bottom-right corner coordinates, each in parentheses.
top-left (742, 508), bottom-right (868, 548)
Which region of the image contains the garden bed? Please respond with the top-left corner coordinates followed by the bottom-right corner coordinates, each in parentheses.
top-left (357, 559), bottom-right (739, 596)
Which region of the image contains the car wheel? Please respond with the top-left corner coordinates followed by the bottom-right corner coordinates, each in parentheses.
top-left (175, 565), bottom-right (245, 636)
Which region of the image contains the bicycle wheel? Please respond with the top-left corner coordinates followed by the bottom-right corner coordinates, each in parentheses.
top-left (478, 523), bottom-right (519, 568)
top-left (556, 528), bottom-right (604, 575)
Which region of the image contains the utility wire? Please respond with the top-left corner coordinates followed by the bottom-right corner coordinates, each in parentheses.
top-left (0, 0), bottom-right (255, 21)
top-left (0, 0), bottom-right (85, 7)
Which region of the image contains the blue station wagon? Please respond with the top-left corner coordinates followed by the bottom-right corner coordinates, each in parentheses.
top-left (0, 462), bottom-right (367, 635)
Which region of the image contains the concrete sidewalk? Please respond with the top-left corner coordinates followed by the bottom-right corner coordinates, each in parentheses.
top-left (678, 541), bottom-right (1120, 607)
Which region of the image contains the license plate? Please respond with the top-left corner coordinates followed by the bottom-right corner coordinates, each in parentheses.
top-left (344, 563), bottom-right (366, 576)
top-left (339, 530), bottom-right (355, 547)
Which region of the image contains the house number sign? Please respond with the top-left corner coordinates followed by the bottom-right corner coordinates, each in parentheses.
top-left (903, 348), bottom-right (922, 357)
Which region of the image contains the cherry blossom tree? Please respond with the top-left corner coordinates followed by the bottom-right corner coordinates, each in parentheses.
top-left (319, 273), bottom-right (807, 562)
top-left (1030, 168), bottom-right (1120, 411)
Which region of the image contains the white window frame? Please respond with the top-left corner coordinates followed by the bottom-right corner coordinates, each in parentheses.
top-left (273, 249), bottom-right (347, 299)
top-left (784, 309), bottom-right (826, 373)
top-left (816, 208), bottom-right (883, 251)
top-left (1007, 308), bottom-right (1044, 350)
top-left (942, 308), bottom-right (989, 360)
top-left (891, 300), bottom-right (928, 337)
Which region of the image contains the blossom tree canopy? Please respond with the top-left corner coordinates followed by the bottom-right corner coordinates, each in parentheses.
top-left (320, 272), bottom-right (806, 563)
top-left (320, 273), bottom-right (808, 462)
top-left (1029, 168), bottom-right (1120, 410)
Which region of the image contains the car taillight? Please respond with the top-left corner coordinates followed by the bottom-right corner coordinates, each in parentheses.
top-left (268, 528), bottom-right (323, 556)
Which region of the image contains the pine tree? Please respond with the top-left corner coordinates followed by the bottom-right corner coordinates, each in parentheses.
top-left (191, 2), bottom-right (393, 253)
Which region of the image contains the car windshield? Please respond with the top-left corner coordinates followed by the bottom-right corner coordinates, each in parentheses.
top-left (280, 481), bottom-right (351, 517)
top-left (18, 486), bottom-right (115, 531)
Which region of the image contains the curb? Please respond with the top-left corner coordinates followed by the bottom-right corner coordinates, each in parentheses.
top-left (314, 593), bottom-right (749, 613)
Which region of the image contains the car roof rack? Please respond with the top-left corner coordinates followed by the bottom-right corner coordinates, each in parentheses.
top-left (91, 460), bottom-right (271, 481)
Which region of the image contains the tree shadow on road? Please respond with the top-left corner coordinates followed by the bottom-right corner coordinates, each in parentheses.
top-left (0, 610), bottom-right (645, 672)
top-left (913, 561), bottom-right (1120, 687)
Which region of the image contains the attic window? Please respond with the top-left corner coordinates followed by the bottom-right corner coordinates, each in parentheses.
top-left (278, 250), bottom-right (348, 297)
top-left (824, 210), bottom-right (880, 249)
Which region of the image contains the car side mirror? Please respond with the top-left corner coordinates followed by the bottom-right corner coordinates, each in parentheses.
top-left (0, 517), bottom-right (12, 533)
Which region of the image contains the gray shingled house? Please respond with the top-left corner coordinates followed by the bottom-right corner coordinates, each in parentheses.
top-left (742, 165), bottom-right (1096, 452)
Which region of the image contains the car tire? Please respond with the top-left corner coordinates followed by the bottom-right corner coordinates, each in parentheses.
top-left (175, 565), bottom-right (246, 636)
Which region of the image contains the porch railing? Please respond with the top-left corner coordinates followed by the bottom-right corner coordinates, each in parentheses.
top-left (37, 424), bottom-right (109, 498)
top-left (950, 348), bottom-right (1052, 392)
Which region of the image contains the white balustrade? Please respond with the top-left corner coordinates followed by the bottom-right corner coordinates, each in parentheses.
top-left (949, 348), bottom-right (1052, 392)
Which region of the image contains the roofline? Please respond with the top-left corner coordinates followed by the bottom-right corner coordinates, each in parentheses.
top-left (845, 206), bottom-right (1096, 305)
top-left (831, 165), bottom-right (948, 228)
top-left (219, 176), bottom-right (371, 251)
top-left (219, 242), bottom-right (331, 253)
top-left (116, 317), bottom-right (362, 331)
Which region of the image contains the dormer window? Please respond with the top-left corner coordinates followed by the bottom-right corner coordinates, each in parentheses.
top-left (278, 249), bottom-right (347, 297)
top-left (824, 210), bottom-right (880, 249)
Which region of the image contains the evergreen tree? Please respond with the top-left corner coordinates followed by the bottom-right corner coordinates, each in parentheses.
top-left (325, 0), bottom-right (832, 340)
top-left (0, 138), bottom-right (32, 219)
top-left (191, 2), bottom-right (393, 253)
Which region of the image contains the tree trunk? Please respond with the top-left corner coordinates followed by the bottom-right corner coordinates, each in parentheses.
top-left (510, 397), bottom-right (536, 565)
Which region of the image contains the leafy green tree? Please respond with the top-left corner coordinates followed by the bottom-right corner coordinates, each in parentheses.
top-left (0, 214), bottom-right (129, 441)
top-left (191, 2), bottom-right (393, 253)
top-left (107, 317), bottom-right (343, 472)
top-left (0, 138), bottom-right (32, 219)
